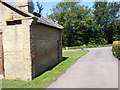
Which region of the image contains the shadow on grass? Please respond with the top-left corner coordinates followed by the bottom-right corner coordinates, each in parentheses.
top-left (34, 57), bottom-right (68, 79)
top-left (47, 57), bottom-right (69, 71)
top-left (62, 57), bottom-right (68, 61)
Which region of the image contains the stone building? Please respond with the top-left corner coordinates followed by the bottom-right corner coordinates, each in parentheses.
top-left (0, 0), bottom-right (63, 81)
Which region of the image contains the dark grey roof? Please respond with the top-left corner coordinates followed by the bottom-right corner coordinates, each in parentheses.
top-left (37, 17), bottom-right (64, 29)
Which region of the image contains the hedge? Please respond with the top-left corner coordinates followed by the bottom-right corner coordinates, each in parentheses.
top-left (112, 41), bottom-right (120, 59)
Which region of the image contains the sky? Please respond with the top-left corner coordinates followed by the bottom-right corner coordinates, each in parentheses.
top-left (7, 0), bottom-right (119, 17)
top-left (39, 2), bottom-right (94, 17)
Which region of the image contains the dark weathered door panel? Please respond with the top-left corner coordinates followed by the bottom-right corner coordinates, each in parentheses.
top-left (0, 32), bottom-right (4, 75)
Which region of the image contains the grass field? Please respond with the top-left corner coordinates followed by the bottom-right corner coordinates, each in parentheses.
top-left (63, 44), bottom-right (112, 50)
top-left (2, 50), bottom-right (89, 88)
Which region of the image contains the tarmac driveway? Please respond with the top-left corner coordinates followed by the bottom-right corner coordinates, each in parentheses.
top-left (48, 47), bottom-right (118, 88)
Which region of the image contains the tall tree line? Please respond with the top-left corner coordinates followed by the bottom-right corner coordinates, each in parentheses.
top-left (47, 1), bottom-right (120, 46)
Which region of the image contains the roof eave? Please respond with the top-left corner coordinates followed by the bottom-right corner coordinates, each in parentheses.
top-left (0, 0), bottom-right (36, 19)
top-left (37, 20), bottom-right (63, 30)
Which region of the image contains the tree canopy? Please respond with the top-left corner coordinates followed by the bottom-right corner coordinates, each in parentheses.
top-left (47, 1), bottom-right (120, 46)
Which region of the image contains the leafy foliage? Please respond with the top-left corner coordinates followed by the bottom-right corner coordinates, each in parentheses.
top-left (112, 41), bottom-right (120, 59)
top-left (47, 1), bottom-right (120, 47)
top-left (93, 1), bottom-right (120, 44)
top-left (48, 2), bottom-right (94, 46)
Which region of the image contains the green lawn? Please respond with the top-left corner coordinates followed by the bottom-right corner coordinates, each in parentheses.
top-left (63, 44), bottom-right (112, 50)
top-left (2, 50), bottom-right (89, 88)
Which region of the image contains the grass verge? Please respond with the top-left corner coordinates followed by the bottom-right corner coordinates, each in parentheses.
top-left (63, 44), bottom-right (112, 50)
top-left (2, 50), bottom-right (89, 88)
top-left (0, 79), bottom-right (2, 90)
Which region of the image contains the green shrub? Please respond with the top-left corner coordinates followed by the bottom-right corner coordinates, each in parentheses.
top-left (112, 41), bottom-right (120, 59)
top-left (90, 38), bottom-right (108, 45)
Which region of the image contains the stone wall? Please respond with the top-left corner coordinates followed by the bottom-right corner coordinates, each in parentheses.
top-left (0, 1), bottom-right (62, 81)
top-left (3, 19), bottom-right (33, 81)
top-left (0, 2), bottom-right (23, 21)
top-left (0, 1), bottom-right (34, 81)
top-left (0, 2), bottom-right (5, 30)
top-left (30, 23), bottom-right (62, 78)
top-left (0, 2), bottom-right (3, 22)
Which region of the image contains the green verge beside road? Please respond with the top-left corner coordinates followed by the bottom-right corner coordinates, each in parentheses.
top-left (63, 44), bottom-right (112, 50)
top-left (2, 50), bottom-right (89, 88)
top-left (0, 79), bottom-right (2, 90)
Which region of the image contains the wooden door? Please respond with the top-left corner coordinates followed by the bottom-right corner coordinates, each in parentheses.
top-left (0, 32), bottom-right (4, 75)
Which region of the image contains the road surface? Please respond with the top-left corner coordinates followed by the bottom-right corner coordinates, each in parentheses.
top-left (48, 47), bottom-right (118, 88)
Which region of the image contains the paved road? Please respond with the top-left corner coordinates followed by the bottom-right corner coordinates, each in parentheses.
top-left (48, 47), bottom-right (118, 88)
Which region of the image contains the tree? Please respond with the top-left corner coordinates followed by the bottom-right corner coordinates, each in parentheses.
top-left (33, 1), bottom-right (43, 17)
top-left (48, 1), bottom-right (120, 46)
top-left (48, 2), bottom-right (93, 46)
top-left (93, 1), bottom-right (120, 43)
top-left (110, 20), bottom-right (120, 41)
top-left (36, 1), bottom-right (43, 15)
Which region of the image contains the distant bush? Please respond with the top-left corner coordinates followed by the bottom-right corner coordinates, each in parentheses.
top-left (112, 41), bottom-right (120, 59)
top-left (63, 44), bottom-right (112, 50)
